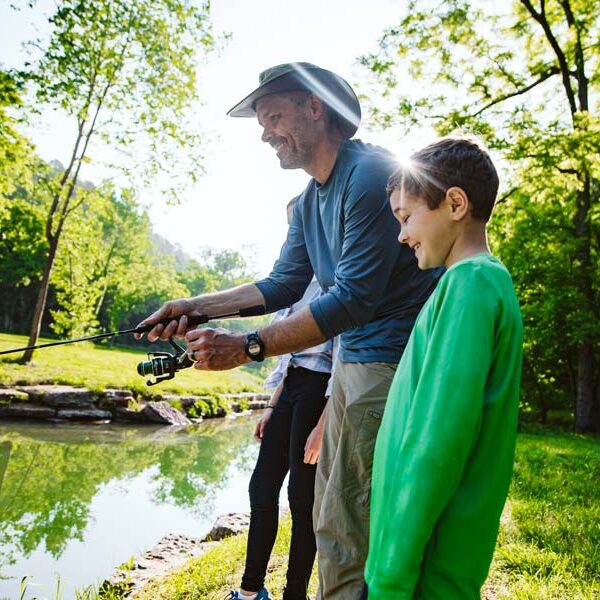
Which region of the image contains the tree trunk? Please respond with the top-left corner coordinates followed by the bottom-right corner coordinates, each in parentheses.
top-left (574, 342), bottom-right (597, 432)
top-left (20, 237), bottom-right (59, 363)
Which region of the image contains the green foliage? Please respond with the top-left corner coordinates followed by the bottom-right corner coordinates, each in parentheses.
top-left (187, 395), bottom-right (228, 419)
top-left (49, 183), bottom-right (191, 338)
top-left (0, 70), bottom-right (35, 208)
top-left (28, 0), bottom-right (216, 198)
top-left (360, 0), bottom-right (600, 429)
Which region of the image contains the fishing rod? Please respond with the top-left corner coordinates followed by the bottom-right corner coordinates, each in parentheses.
top-left (0, 305), bottom-right (266, 386)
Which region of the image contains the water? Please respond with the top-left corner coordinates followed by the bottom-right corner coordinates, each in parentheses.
top-left (0, 415), bottom-right (262, 599)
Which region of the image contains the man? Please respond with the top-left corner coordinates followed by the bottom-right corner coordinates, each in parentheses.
top-left (138, 62), bottom-right (440, 599)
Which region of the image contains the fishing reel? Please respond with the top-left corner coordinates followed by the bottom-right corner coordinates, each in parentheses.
top-left (137, 338), bottom-right (194, 386)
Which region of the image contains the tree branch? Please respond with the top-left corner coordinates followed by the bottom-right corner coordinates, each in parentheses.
top-left (519, 0), bottom-right (578, 116)
top-left (496, 186), bottom-right (519, 204)
top-left (471, 67), bottom-right (560, 117)
top-left (559, 0), bottom-right (588, 111)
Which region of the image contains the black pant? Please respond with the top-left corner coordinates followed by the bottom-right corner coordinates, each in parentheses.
top-left (242, 366), bottom-right (329, 600)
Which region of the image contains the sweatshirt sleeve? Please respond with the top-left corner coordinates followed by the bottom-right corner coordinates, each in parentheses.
top-left (309, 161), bottom-right (400, 339)
top-left (367, 268), bottom-right (498, 598)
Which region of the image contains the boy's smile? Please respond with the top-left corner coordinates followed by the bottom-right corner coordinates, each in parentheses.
top-left (390, 189), bottom-right (453, 269)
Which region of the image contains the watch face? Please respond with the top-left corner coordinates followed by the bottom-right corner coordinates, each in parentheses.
top-left (248, 341), bottom-right (261, 356)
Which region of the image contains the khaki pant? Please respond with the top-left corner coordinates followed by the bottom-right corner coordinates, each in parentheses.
top-left (314, 361), bottom-right (397, 599)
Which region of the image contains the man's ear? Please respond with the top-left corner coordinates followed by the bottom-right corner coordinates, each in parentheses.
top-left (446, 187), bottom-right (469, 221)
top-left (308, 94), bottom-right (326, 121)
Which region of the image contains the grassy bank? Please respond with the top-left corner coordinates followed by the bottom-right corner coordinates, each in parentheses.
top-left (0, 332), bottom-right (262, 396)
top-left (134, 426), bottom-right (600, 600)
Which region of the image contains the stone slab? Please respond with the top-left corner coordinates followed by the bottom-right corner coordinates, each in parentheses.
top-left (0, 403), bottom-right (56, 419)
top-left (98, 389), bottom-right (135, 409)
top-left (56, 408), bottom-right (112, 420)
top-left (222, 392), bottom-right (271, 402)
top-left (17, 385), bottom-right (97, 408)
top-left (0, 388), bottom-right (29, 404)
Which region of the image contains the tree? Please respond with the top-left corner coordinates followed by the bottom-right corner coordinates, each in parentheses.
top-left (19, 0), bottom-right (217, 362)
top-left (360, 0), bottom-right (599, 430)
top-left (0, 70), bottom-right (35, 214)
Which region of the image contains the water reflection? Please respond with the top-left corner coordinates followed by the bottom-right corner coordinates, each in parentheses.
top-left (0, 416), bottom-right (260, 599)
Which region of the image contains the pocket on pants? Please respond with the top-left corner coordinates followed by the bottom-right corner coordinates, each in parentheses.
top-left (342, 403), bottom-right (384, 507)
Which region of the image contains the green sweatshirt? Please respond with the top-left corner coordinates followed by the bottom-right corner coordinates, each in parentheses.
top-left (365, 254), bottom-right (523, 599)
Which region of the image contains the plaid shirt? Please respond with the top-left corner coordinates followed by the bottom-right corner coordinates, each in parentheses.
top-left (264, 279), bottom-right (337, 397)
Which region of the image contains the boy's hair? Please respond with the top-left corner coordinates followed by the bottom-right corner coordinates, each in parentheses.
top-left (387, 137), bottom-right (499, 222)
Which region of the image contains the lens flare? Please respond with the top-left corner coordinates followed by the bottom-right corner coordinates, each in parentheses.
top-left (289, 63), bottom-right (361, 132)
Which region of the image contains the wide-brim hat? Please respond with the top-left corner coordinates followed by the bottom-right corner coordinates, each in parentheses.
top-left (227, 62), bottom-right (361, 138)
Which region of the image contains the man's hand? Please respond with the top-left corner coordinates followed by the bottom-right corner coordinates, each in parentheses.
top-left (304, 424), bottom-right (324, 465)
top-left (135, 298), bottom-right (204, 342)
top-left (254, 408), bottom-right (273, 442)
top-left (186, 327), bottom-right (250, 371)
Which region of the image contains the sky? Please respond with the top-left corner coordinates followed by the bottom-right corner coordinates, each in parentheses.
top-left (0, 0), bottom-right (433, 276)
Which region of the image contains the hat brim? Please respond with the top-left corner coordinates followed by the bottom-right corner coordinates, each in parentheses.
top-left (227, 68), bottom-right (361, 138)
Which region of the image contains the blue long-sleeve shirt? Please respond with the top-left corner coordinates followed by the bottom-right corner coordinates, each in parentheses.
top-left (256, 139), bottom-right (441, 363)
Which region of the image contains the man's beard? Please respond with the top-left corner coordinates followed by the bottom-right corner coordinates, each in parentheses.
top-left (272, 135), bottom-right (313, 170)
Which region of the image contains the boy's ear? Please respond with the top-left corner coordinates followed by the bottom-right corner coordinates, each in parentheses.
top-left (446, 187), bottom-right (469, 221)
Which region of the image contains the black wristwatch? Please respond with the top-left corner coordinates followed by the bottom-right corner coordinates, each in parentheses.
top-left (244, 331), bottom-right (265, 362)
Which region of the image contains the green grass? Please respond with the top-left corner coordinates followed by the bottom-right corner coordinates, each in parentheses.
top-left (0, 332), bottom-right (262, 396)
top-left (486, 425), bottom-right (600, 599)
top-left (129, 427), bottom-right (600, 600)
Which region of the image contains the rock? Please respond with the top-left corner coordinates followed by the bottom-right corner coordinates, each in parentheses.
top-left (103, 533), bottom-right (216, 598)
top-left (56, 408), bottom-right (112, 420)
top-left (0, 388), bottom-right (29, 404)
top-left (0, 403), bottom-right (55, 419)
top-left (17, 385), bottom-right (97, 408)
top-left (113, 406), bottom-right (150, 423)
top-left (141, 401), bottom-right (191, 426)
top-left (248, 400), bottom-right (269, 410)
top-left (99, 389), bottom-right (134, 409)
top-left (203, 512), bottom-right (250, 541)
top-left (161, 394), bottom-right (198, 410)
top-left (223, 392), bottom-right (271, 403)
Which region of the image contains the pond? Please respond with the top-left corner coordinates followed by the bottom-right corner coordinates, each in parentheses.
top-left (0, 415), bottom-right (262, 599)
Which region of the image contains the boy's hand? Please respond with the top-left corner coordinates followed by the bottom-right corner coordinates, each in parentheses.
top-left (304, 424), bottom-right (324, 464)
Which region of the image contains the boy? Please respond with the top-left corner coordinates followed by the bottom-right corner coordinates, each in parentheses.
top-left (364, 138), bottom-right (523, 599)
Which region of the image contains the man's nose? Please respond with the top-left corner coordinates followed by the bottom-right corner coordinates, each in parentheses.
top-left (261, 125), bottom-right (272, 143)
top-left (398, 228), bottom-right (408, 244)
